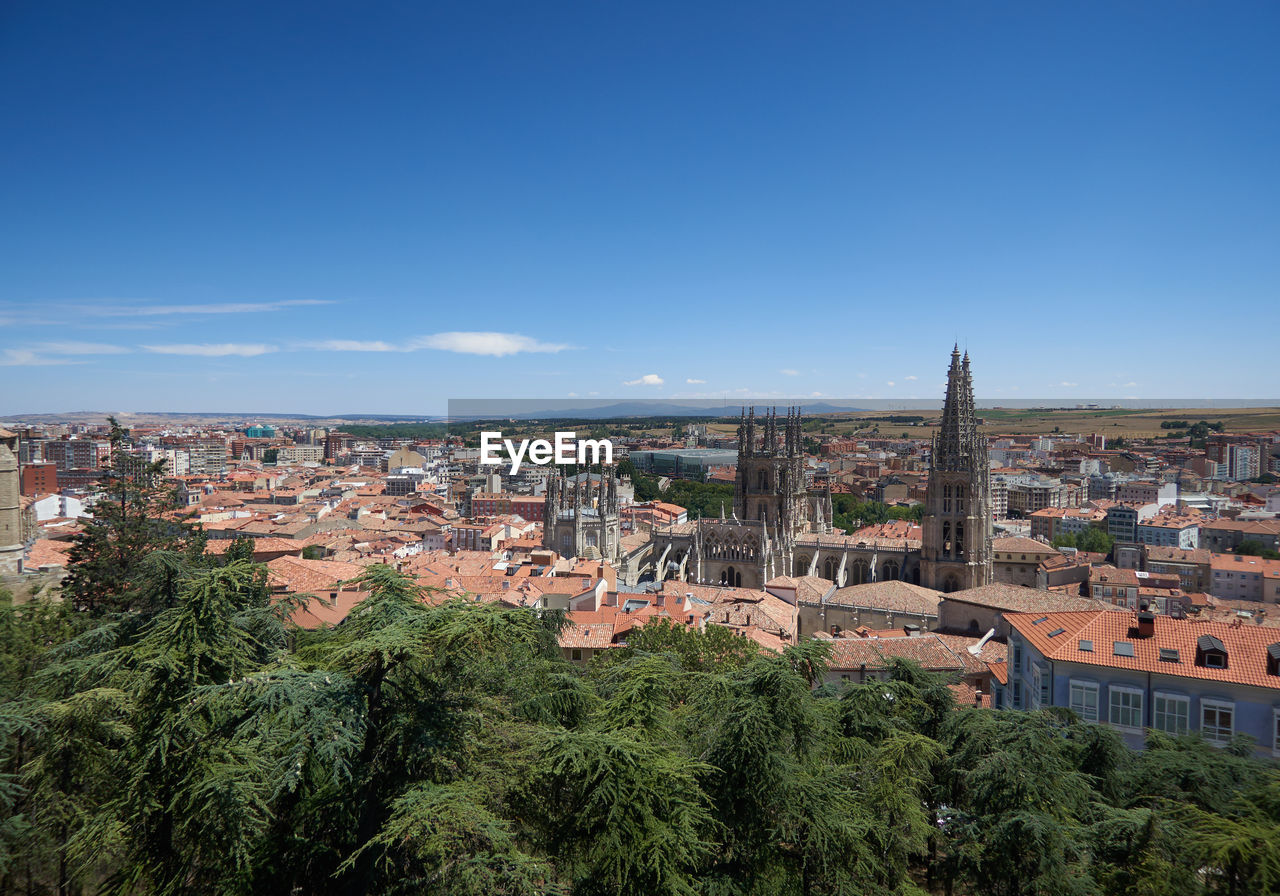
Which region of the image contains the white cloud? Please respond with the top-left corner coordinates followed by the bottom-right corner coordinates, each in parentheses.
top-left (142, 343), bottom-right (278, 357)
top-left (0, 349), bottom-right (83, 367)
top-left (686, 378), bottom-right (707, 384)
top-left (780, 368), bottom-right (799, 376)
top-left (413, 332), bottom-right (568, 356)
top-left (90, 299), bottom-right (332, 316)
top-left (1123, 381), bottom-right (1138, 388)
top-left (904, 375), bottom-right (918, 381)
top-left (33, 341), bottom-right (129, 355)
top-left (624, 373), bottom-right (665, 386)
top-left (886, 381), bottom-right (896, 387)
top-left (297, 332), bottom-right (568, 356)
top-left (1059, 381), bottom-right (1078, 387)
top-left (304, 340), bottom-right (398, 352)
top-left (0, 341), bottom-right (128, 366)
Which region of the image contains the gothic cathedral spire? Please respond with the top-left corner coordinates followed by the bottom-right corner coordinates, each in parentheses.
top-left (921, 346), bottom-right (992, 593)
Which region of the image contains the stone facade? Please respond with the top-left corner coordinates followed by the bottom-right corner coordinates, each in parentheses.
top-left (543, 466), bottom-right (622, 563)
top-left (650, 349), bottom-right (997, 596)
top-left (920, 347), bottom-right (992, 593)
top-left (0, 430), bottom-right (23, 575)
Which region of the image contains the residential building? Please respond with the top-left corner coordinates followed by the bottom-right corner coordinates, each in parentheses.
top-left (1135, 512), bottom-right (1200, 549)
top-left (991, 536), bottom-right (1059, 588)
top-left (1144, 546), bottom-right (1212, 594)
top-left (1210, 553), bottom-right (1280, 602)
top-left (20, 462), bottom-right (58, 496)
top-left (1001, 609), bottom-right (1280, 758)
top-left (1201, 519), bottom-right (1280, 554)
top-left (1115, 480), bottom-right (1177, 508)
top-left (1107, 503), bottom-right (1157, 542)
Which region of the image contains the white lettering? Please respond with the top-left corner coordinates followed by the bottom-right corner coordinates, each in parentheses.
top-left (479, 431), bottom-right (614, 475)
top-left (505, 437), bottom-right (530, 476)
top-left (527, 440), bottom-right (553, 465)
top-left (554, 431), bottom-right (576, 464)
top-left (480, 432), bottom-right (503, 466)
top-left (577, 438), bottom-right (613, 467)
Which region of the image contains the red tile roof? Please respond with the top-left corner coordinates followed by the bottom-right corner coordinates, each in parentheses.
top-left (1006, 610), bottom-right (1280, 691)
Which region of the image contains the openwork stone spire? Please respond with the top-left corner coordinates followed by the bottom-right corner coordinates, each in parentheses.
top-left (933, 344), bottom-right (983, 473)
top-left (922, 346), bottom-right (992, 593)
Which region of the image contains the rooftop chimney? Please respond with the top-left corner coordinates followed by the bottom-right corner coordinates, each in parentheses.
top-left (1136, 611), bottom-right (1155, 638)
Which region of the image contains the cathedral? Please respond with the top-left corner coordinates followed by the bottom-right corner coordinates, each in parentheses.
top-left (920, 347), bottom-right (993, 592)
top-left (649, 346), bottom-right (991, 591)
top-left (543, 465), bottom-right (622, 564)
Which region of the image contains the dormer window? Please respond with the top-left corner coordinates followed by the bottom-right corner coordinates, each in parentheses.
top-left (1196, 634), bottom-right (1228, 669)
top-left (1267, 643), bottom-right (1280, 677)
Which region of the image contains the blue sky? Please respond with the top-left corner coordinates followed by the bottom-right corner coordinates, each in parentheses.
top-left (2, 1), bottom-right (1277, 415)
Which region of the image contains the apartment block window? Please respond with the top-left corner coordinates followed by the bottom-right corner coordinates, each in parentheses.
top-left (1031, 665), bottom-right (1043, 710)
top-left (1069, 680), bottom-right (1099, 722)
top-left (1012, 679), bottom-right (1022, 710)
top-left (1109, 686), bottom-right (1143, 730)
top-left (1273, 709), bottom-right (1280, 757)
top-left (1011, 638), bottom-right (1022, 674)
top-left (1202, 700), bottom-right (1234, 744)
top-left (1037, 664), bottom-right (1050, 708)
top-left (1153, 693), bottom-right (1190, 735)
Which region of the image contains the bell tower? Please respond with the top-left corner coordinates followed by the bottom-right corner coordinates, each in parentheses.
top-left (733, 407), bottom-right (808, 535)
top-left (0, 429), bottom-right (22, 575)
top-left (921, 347), bottom-right (991, 593)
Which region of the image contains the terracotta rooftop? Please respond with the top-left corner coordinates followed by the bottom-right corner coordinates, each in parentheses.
top-left (826, 580), bottom-right (942, 615)
top-left (1007, 609), bottom-right (1280, 691)
top-left (943, 582), bottom-right (1112, 614)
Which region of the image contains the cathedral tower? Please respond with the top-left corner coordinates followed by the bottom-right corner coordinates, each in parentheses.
top-left (921, 347), bottom-right (992, 593)
top-left (733, 406), bottom-right (809, 534)
top-left (0, 430), bottom-right (22, 575)
top-left (542, 464), bottom-right (622, 563)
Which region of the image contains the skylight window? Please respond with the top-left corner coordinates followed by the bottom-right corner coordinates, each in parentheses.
top-left (1158, 648), bottom-right (1179, 663)
top-left (1079, 640), bottom-right (1093, 652)
top-left (1033, 616), bottom-right (1049, 625)
top-left (1048, 627), bottom-right (1066, 638)
top-left (1113, 641), bottom-right (1135, 657)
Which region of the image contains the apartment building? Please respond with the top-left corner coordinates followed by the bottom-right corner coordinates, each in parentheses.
top-left (1000, 610), bottom-right (1280, 758)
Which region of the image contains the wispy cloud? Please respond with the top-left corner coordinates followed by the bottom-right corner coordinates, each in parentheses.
top-left (87, 299), bottom-right (333, 317)
top-left (414, 332), bottom-right (568, 356)
top-left (1059, 381), bottom-right (1078, 387)
top-left (33, 341), bottom-right (130, 355)
top-left (886, 381), bottom-right (896, 387)
top-left (142, 343), bottom-right (278, 357)
top-left (304, 339), bottom-right (398, 352)
top-left (0, 349), bottom-right (84, 367)
top-left (686, 378), bottom-right (707, 384)
top-left (300, 332), bottom-right (568, 356)
top-left (779, 368), bottom-right (799, 376)
top-left (904, 375), bottom-right (918, 381)
top-left (624, 373), bottom-right (664, 386)
top-left (0, 341), bottom-right (129, 366)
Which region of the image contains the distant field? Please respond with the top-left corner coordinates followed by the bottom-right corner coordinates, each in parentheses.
top-left (705, 407), bottom-right (1280, 440)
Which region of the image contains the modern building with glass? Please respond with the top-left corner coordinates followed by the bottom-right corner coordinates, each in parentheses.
top-left (629, 448), bottom-right (737, 479)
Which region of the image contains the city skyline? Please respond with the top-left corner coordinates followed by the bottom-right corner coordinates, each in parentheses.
top-left (3, 1), bottom-right (1278, 414)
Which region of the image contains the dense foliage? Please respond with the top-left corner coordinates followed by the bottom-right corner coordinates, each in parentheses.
top-left (3, 477), bottom-right (1279, 894)
top-left (832, 494), bottom-right (924, 533)
top-left (1051, 528), bottom-right (1116, 556)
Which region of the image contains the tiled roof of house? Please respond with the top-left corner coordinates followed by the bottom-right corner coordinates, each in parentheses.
top-left (943, 583), bottom-right (1112, 614)
top-left (992, 536), bottom-right (1056, 554)
top-left (1007, 610), bottom-right (1280, 691)
top-left (826, 580), bottom-right (942, 615)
